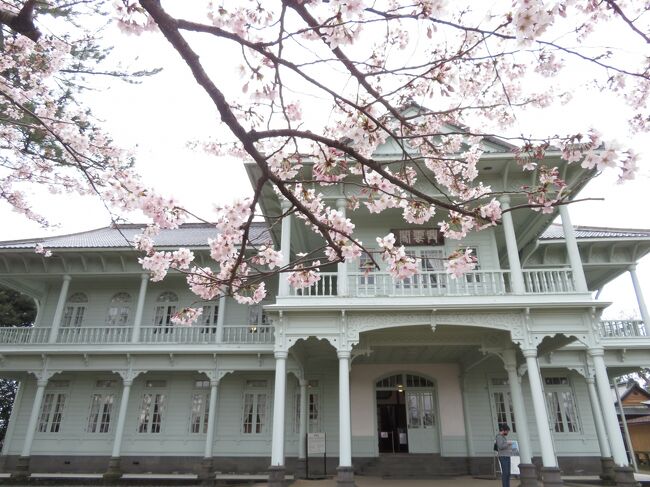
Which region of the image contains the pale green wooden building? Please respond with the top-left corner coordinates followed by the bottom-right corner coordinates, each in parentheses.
top-left (0, 132), bottom-right (649, 487)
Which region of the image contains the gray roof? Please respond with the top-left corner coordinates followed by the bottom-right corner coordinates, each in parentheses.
top-left (540, 224), bottom-right (650, 240)
top-left (0, 223), bottom-right (271, 250)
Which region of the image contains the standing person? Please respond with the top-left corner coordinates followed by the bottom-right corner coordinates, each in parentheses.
top-left (495, 423), bottom-right (513, 487)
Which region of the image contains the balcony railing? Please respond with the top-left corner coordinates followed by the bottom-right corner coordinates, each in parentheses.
top-left (288, 268), bottom-right (580, 298)
top-left (0, 325), bottom-right (274, 346)
top-left (523, 269), bottom-right (575, 294)
top-left (600, 320), bottom-right (647, 338)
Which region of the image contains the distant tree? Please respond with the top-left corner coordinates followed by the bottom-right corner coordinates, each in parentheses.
top-left (0, 286), bottom-right (36, 445)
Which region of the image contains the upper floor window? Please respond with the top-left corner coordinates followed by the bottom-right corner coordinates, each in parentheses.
top-left (106, 292), bottom-right (131, 326)
top-left (544, 377), bottom-right (580, 433)
top-left (200, 302), bottom-right (219, 333)
top-left (249, 305), bottom-right (269, 333)
top-left (63, 292), bottom-right (87, 328)
top-left (153, 292), bottom-right (178, 330)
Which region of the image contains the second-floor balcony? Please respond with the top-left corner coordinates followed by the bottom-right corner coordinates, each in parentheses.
top-left (291, 268), bottom-right (577, 297)
top-left (0, 320), bottom-right (646, 348)
top-left (0, 325), bottom-right (275, 347)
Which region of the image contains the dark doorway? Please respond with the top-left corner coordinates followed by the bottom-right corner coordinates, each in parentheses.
top-left (376, 390), bottom-right (408, 453)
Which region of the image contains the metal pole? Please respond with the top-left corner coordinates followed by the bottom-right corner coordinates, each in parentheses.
top-left (612, 378), bottom-right (638, 471)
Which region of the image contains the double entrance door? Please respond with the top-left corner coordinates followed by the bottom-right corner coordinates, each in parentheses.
top-left (375, 373), bottom-right (439, 454)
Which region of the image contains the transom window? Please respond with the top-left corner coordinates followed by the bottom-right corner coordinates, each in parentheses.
top-left (544, 377), bottom-right (580, 433)
top-left (106, 292), bottom-right (131, 326)
top-left (63, 292), bottom-right (88, 328)
top-left (376, 373), bottom-right (433, 390)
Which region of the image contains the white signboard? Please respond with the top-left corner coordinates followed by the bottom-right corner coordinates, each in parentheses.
top-left (307, 432), bottom-right (326, 455)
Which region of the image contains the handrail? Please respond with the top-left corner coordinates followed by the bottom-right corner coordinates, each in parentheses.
top-left (522, 268), bottom-right (575, 294)
top-left (600, 320), bottom-right (647, 338)
top-left (57, 326), bottom-right (131, 344)
top-left (0, 326), bottom-right (50, 344)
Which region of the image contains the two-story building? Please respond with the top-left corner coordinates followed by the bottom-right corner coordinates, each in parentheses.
top-left (0, 131), bottom-right (649, 487)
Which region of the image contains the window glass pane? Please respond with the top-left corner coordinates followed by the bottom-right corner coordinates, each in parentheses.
top-left (561, 391), bottom-right (579, 433)
top-left (507, 392), bottom-right (517, 433)
top-left (100, 394), bottom-right (113, 433)
top-left (138, 394), bottom-right (152, 433)
top-left (493, 392), bottom-right (508, 425)
top-left (422, 392), bottom-right (434, 427)
top-left (243, 393), bottom-right (254, 434)
top-left (407, 392), bottom-right (420, 428)
top-left (256, 393), bottom-right (266, 433)
top-left (50, 394), bottom-right (66, 432)
top-left (38, 393), bottom-right (54, 432)
top-left (87, 394), bottom-right (102, 433)
top-left (151, 394), bottom-right (164, 433)
top-left (546, 391), bottom-right (564, 432)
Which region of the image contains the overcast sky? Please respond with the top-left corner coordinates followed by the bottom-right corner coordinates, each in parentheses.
top-left (1, 6), bottom-right (649, 319)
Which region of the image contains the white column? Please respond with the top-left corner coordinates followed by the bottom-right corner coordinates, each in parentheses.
top-left (629, 265), bottom-right (650, 326)
top-left (204, 380), bottom-right (219, 459)
top-left (336, 198), bottom-right (349, 296)
top-left (523, 349), bottom-right (558, 467)
top-left (279, 201), bottom-right (292, 297)
top-left (216, 295), bottom-right (226, 343)
top-left (21, 378), bottom-right (48, 457)
top-left (503, 351), bottom-right (532, 464)
top-left (589, 348), bottom-right (629, 466)
top-left (111, 379), bottom-right (133, 458)
top-left (48, 275), bottom-right (71, 343)
top-left (298, 379), bottom-right (308, 460)
top-left (558, 205), bottom-right (588, 293)
top-left (586, 375), bottom-right (612, 458)
top-left (1, 381), bottom-right (24, 455)
top-left (338, 350), bottom-right (352, 467)
top-left (131, 273), bottom-right (148, 343)
top-left (270, 352), bottom-right (287, 466)
top-left (499, 196), bottom-right (524, 294)
top-left (460, 375), bottom-right (474, 457)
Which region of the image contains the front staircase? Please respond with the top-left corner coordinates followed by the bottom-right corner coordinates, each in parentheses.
top-left (355, 454), bottom-right (469, 479)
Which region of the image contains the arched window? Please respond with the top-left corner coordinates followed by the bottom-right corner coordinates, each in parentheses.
top-left (63, 293), bottom-right (88, 328)
top-left (153, 292), bottom-right (178, 330)
top-left (106, 292), bottom-right (131, 326)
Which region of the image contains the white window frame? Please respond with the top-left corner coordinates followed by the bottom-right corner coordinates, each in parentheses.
top-left (488, 377), bottom-right (517, 433)
top-left (106, 292), bottom-right (132, 326)
top-left (294, 380), bottom-right (321, 433)
top-left (242, 380), bottom-right (268, 435)
top-left (544, 376), bottom-right (581, 434)
top-left (153, 291), bottom-right (178, 332)
top-left (200, 302), bottom-right (219, 333)
top-left (62, 292), bottom-right (88, 328)
top-left (86, 391), bottom-right (115, 434)
top-left (137, 381), bottom-right (167, 434)
top-left (189, 380), bottom-right (210, 434)
top-left (36, 380), bottom-right (70, 434)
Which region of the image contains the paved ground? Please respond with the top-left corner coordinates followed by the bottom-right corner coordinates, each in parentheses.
top-left (284, 472), bottom-right (650, 487)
